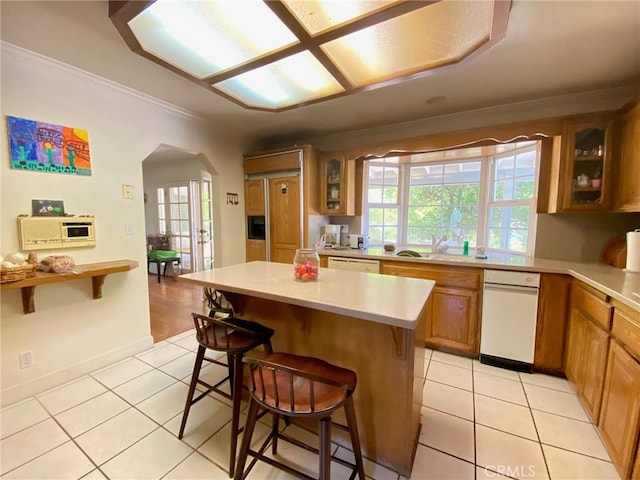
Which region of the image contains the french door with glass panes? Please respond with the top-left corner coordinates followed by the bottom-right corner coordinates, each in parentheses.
top-left (156, 179), bottom-right (214, 273)
top-left (198, 176), bottom-right (214, 271)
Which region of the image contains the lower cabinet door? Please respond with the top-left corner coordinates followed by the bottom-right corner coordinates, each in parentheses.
top-left (580, 319), bottom-right (610, 423)
top-left (426, 286), bottom-right (479, 356)
top-left (534, 274), bottom-right (571, 373)
top-left (599, 340), bottom-right (640, 479)
top-left (246, 239), bottom-right (266, 262)
top-left (565, 308), bottom-right (587, 385)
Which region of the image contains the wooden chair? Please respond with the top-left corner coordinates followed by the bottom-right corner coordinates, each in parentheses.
top-left (178, 312), bottom-right (274, 477)
top-left (234, 352), bottom-right (366, 480)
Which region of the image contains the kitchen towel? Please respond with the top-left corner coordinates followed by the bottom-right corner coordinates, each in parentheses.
top-left (627, 229), bottom-right (640, 272)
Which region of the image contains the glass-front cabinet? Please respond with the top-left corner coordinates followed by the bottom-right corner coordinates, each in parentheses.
top-left (562, 117), bottom-right (613, 211)
top-left (320, 153), bottom-right (355, 214)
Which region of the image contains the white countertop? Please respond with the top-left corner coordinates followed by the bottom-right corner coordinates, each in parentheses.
top-left (319, 247), bottom-right (640, 311)
top-left (178, 261), bottom-right (435, 329)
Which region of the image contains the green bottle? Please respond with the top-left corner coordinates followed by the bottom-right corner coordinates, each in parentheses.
top-left (463, 240), bottom-right (469, 256)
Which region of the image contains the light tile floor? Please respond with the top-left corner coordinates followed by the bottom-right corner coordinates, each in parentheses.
top-left (0, 332), bottom-right (621, 480)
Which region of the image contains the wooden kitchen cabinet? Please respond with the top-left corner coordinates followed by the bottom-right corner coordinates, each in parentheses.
top-left (380, 261), bottom-right (482, 356)
top-left (245, 178), bottom-right (265, 215)
top-left (246, 239), bottom-right (266, 262)
top-left (615, 99), bottom-right (640, 212)
top-left (426, 286), bottom-right (479, 356)
top-left (560, 115), bottom-right (614, 211)
top-left (534, 273), bottom-right (571, 374)
top-left (564, 280), bottom-right (612, 423)
top-left (243, 145), bottom-right (320, 263)
top-left (320, 152), bottom-right (356, 215)
top-left (565, 307), bottom-right (587, 385)
top-left (598, 340), bottom-right (640, 479)
top-left (580, 318), bottom-right (610, 422)
top-left (268, 175), bottom-right (301, 264)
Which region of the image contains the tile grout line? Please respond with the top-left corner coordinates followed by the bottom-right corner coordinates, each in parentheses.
top-left (471, 360), bottom-right (478, 480)
top-left (2, 396), bottom-right (102, 478)
top-left (520, 372), bottom-right (552, 480)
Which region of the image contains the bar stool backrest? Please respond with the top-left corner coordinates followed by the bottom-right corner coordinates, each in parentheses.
top-left (204, 288), bottom-right (234, 316)
top-left (244, 354), bottom-right (357, 416)
top-left (191, 313), bottom-right (263, 353)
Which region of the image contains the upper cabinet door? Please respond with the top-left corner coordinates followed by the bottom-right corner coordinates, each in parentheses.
top-left (615, 101), bottom-right (640, 212)
top-left (561, 116), bottom-right (614, 211)
top-left (245, 178), bottom-right (265, 216)
top-left (320, 153), bottom-right (356, 215)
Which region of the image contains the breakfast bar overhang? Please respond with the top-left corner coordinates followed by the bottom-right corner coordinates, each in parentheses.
top-left (179, 261), bottom-right (435, 476)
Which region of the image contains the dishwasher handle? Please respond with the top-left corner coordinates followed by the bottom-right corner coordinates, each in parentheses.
top-left (484, 283), bottom-right (539, 295)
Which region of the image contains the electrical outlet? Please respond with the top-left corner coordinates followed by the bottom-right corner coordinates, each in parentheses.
top-left (19, 351), bottom-right (33, 369)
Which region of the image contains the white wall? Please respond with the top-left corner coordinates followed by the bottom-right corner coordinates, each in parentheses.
top-left (0, 44), bottom-right (253, 406)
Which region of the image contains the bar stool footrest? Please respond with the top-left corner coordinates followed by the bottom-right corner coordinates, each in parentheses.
top-left (242, 426), bottom-right (361, 480)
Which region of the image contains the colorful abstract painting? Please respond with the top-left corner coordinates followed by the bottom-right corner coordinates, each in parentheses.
top-left (7, 116), bottom-right (92, 176)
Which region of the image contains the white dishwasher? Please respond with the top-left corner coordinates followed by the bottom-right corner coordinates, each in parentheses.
top-left (480, 269), bottom-right (540, 372)
top-left (327, 256), bottom-right (380, 273)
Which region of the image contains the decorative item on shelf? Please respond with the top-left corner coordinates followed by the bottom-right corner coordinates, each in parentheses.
top-left (384, 244), bottom-right (396, 252)
top-left (293, 248), bottom-right (319, 282)
top-left (39, 255), bottom-right (76, 273)
top-left (591, 167), bottom-right (602, 188)
top-left (0, 251), bottom-right (39, 283)
top-left (576, 173), bottom-right (590, 187)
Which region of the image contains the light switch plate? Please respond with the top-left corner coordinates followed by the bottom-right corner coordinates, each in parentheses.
top-left (122, 185), bottom-right (134, 200)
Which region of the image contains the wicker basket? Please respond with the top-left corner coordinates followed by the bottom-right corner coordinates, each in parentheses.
top-left (0, 262), bottom-right (39, 284)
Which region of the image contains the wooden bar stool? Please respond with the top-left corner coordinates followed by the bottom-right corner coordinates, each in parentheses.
top-left (178, 312), bottom-right (274, 477)
top-left (234, 352), bottom-right (366, 480)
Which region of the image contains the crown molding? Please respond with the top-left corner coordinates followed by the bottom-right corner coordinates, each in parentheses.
top-left (295, 82), bottom-right (638, 151)
top-left (1, 41), bottom-right (206, 122)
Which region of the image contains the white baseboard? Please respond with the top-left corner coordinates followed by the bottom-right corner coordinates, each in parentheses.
top-left (0, 335), bottom-right (154, 408)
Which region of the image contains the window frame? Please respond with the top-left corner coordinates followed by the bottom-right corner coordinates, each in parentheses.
top-left (363, 161), bottom-right (403, 247)
top-left (484, 147), bottom-right (539, 256)
top-left (363, 142), bottom-right (539, 256)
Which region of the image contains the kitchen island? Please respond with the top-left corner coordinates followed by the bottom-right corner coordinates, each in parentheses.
top-left (179, 261), bottom-right (435, 476)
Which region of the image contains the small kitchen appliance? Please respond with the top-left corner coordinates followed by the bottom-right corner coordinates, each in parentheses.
top-left (338, 224), bottom-right (349, 246)
top-left (321, 224), bottom-right (341, 246)
top-left (348, 234), bottom-right (368, 249)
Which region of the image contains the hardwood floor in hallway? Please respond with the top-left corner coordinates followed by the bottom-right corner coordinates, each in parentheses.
top-left (148, 274), bottom-right (209, 343)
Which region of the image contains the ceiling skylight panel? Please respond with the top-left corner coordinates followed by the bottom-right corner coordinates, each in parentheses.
top-left (129, 0), bottom-right (298, 79)
top-left (283, 0), bottom-right (398, 35)
top-left (112, 0), bottom-right (509, 111)
top-left (213, 51), bottom-right (344, 109)
top-left (320, 0), bottom-right (494, 87)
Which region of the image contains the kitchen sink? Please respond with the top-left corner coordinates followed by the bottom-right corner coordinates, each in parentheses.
top-left (395, 250), bottom-right (479, 263)
top-left (428, 253), bottom-right (478, 263)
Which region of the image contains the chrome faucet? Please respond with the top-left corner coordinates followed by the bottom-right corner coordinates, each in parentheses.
top-left (431, 235), bottom-right (449, 253)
